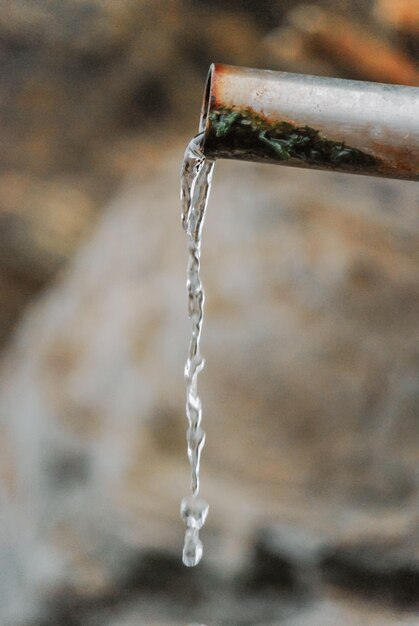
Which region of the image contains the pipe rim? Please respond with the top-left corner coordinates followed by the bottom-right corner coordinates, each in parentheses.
top-left (199, 63), bottom-right (215, 133)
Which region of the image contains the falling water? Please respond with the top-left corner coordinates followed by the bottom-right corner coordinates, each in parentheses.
top-left (180, 132), bottom-right (214, 566)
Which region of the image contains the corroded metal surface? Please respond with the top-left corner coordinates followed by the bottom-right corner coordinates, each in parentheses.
top-left (200, 64), bottom-right (419, 181)
top-left (205, 107), bottom-right (379, 174)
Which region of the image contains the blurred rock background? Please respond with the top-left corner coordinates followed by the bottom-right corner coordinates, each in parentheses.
top-left (0, 1), bottom-right (418, 624)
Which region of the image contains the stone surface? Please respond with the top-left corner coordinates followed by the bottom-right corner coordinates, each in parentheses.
top-left (0, 2), bottom-right (418, 624)
top-left (321, 538), bottom-right (419, 608)
top-left (246, 525), bottom-right (324, 594)
top-left (0, 149), bottom-right (418, 622)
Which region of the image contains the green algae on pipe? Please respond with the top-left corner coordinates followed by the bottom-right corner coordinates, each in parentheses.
top-left (199, 64), bottom-right (419, 181)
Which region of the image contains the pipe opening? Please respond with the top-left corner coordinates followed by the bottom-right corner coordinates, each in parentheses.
top-left (199, 63), bottom-right (214, 133)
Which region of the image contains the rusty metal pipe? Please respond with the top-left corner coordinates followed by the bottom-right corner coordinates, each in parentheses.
top-left (199, 64), bottom-right (419, 181)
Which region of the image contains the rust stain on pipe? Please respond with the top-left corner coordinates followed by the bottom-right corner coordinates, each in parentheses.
top-left (200, 64), bottom-right (419, 181)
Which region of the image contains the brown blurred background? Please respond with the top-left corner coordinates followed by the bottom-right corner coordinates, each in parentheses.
top-left (0, 1), bottom-right (418, 625)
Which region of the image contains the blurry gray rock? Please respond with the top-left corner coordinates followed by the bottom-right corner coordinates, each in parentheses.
top-left (0, 148), bottom-right (418, 623)
top-left (320, 537), bottom-right (419, 608)
top-left (246, 525), bottom-right (324, 594)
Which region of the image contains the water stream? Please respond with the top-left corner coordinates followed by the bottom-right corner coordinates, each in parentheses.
top-left (180, 133), bottom-right (214, 566)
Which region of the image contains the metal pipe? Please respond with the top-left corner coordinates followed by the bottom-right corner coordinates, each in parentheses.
top-left (199, 64), bottom-right (419, 181)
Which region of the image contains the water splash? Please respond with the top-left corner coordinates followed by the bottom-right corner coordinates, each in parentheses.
top-left (180, 133), bottom-right (214, 566)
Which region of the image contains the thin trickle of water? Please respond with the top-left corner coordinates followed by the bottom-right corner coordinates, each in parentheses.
top-left (180, 133), bottom-right (214, 566)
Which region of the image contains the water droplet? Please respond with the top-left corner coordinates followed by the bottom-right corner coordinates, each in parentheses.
top-left (180, 495), bottom-right (209, 529)
top-left (185, 354), bottom-right (205, 382)
top-left (187, 426), bottom-right (206, 455)
top-left (182, 528), bottom-right (203, 567)
top-left (186, 394), bottom-right (202, 428)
